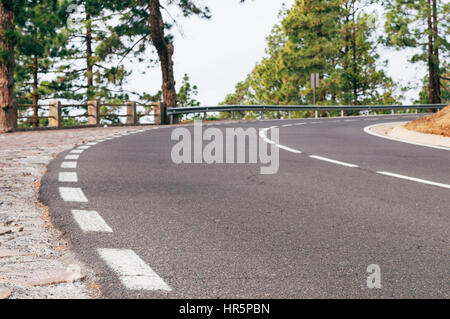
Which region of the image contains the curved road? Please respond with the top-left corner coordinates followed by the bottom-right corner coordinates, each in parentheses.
top-left (40, 114), bottom-right (449, 298)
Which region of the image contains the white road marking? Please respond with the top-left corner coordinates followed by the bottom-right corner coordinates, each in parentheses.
top-left (309, 155), bottom-right (359, 168)
top-left (344, 119), bottom-right (359, 122)
top-left (86, 142), bottom-right (98, 146)
top-left (65, 154), bottom-right (80, 160)
top-left (61, 161), bottom-right (77, 169)
top-left (72, 210), bottom-right (113, 233)
top-left (377, 171), bottom-right (450, 189)
top-left (58, 172), bottom-right (78, 183)
top-left (282, 124), bottom-right (293, 127)
top-left (364, 123), bottom-right (450, 151)
top-left (276, 144), bottom-right (302, 154)
top-left (97, 249), bottom-right (171, 291)
top-left (77, 146), bottom-right (91, 150)
top-left (59, 187), bottom-right (88, 202)
top-left (70, 149), bottom-right (84, 154)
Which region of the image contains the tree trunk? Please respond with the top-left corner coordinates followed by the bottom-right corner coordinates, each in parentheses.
top-left (431, 0), bottom-right (440, 104)
top-left (86, 11), bottom-right (94, 100)
top-left (149, 0), bottom-right (178, 123)
top-left (0, 2), bottom-right (16, 133)
top-left (32, 55), bottom-right (39, 128)
top-left (427, 0), bottom-right (440, 107)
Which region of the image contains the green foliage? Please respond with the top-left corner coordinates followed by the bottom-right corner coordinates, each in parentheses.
top-left (384, 0), bottom-right (449, 103)
top-left (223, 0), bottom-right (401, 112)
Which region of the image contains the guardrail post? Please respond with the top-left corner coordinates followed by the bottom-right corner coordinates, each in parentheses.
top-left (126, 101), bottom-right (137, 125)
top-left (49, 100), bottom-right (61, 128)
top-left (315, 110), bottom-right (318, 119)
top-left (415, 108), bottom-right (418, 114)
top-left (341, 110), bottom-right (344, 118)
top-left (88, 100), bottom-right (100, 125)
top-left (289, 111), bottom-right (292, 120)
top-left (391, 109), bottom-right (394, 115)
top-left (154, 101), bottom-right (167, 125)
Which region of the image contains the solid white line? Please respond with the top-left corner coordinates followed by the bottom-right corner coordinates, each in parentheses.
top-left (61, 161), bottom-right (77, 169)
top-left (58, 172), bottom-right (78, 183)
top-left (377, 171), bottom-right (450, 189)
top-left (309, 155), bottom-right (359, 168)
top-left (276, 144), bottom-right (302, 154)
top-left (97, 249), bottom-right (171, 291)
top-left (65, 154), bottom-right (80, 160)
top-left (77, 146), bottom-right (91, 150)
top-left (72, 210), bottom-right (113, 233)
top-left (59, 187), bottom-right (88, 202)
top-left (364, 123), bottom-right (450, 151)
top-left (70, 149), bottom-right (84, 154)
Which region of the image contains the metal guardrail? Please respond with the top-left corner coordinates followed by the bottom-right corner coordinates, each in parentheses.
top-left (167, 104), bottom-right (447, 115)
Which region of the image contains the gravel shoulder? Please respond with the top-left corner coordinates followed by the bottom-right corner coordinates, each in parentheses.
top-left (0, 126), bottom-right (152, 299)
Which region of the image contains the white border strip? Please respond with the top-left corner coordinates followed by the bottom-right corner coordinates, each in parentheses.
top-left (364, 123), bottom-right (450, 151)
top-left (98, 248), bottom-right (171, 291)
top-left (72, 210), bottom-right (113, 233)
top-left (59, 187), bottom-right (88, 202)
top-left (61, 161), bottom-right (77, 169)
top-left (59, 172), bottom-right (78, 183)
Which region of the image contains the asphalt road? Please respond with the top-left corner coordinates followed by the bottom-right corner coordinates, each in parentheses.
top-left (40, 114), bottom-right (449, 298)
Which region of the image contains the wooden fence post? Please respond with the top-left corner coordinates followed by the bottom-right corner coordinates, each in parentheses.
top-left (88, 100), bottom-right (100, 125)
top-left (49, 100), bottom-right (61, 128)
top-left (154, 101), bottom-right (167, 125)
top-left (126, 101), bottom-right (137, 125)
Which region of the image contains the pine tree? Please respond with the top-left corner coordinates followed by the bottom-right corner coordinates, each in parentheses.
top-left (56, 0), bottom-right (132, 102)
top-left (115, 0), bottom-right (211, 123)
top-left (14, 0), bottom-right (68, 127)
top-left (384, 0), bottom-right (449, 104)
top-left (0, 1), bottom-right (22, 132)
top-left (223, 0), bottom-right (399, 111)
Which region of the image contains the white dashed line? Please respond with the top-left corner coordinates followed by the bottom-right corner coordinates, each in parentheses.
top-left (97, 249), bottom-right (171, 291)
top-left (61, 161), bottom-right (77, 169)
top-left (58, 172), bottom-right (78, 183)
top-left (282, 124), bottom-right (293, 127)
top-left (309, 155), bottom-right (359, 168)
top-left (276, 144), bottom-right (302, 154)
top-left (77, 146), bottom-right (91, 150)
top-left (71, 210), bottom-right (113, 233)
top-left (59, 187), bottom-right (88, 202)
top-left (377, 171), bottom-right (450, 189)
top-left (86, 142), bottom-right (98, 146)
top-left (70, 149), bottom-right (84, 154)
top-left (65, 154), bottom-right (80, 160)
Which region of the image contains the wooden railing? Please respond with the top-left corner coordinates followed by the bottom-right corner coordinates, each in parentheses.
top-left (16, 100), bottom-right (166, 129)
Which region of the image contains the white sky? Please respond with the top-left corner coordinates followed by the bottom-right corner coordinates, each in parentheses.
top-left (125, 0), bottom-right (426, 105)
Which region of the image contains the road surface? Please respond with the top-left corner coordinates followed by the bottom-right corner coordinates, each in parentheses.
top-left (40, 114), bottom-right (449, 298)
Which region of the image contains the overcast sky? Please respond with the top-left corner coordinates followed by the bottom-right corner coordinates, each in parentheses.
top-left (125, 0), bottom-right (426, 105)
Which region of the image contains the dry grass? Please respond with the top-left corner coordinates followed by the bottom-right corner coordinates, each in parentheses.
top-left (405, 105), bottom-right (450, 137)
